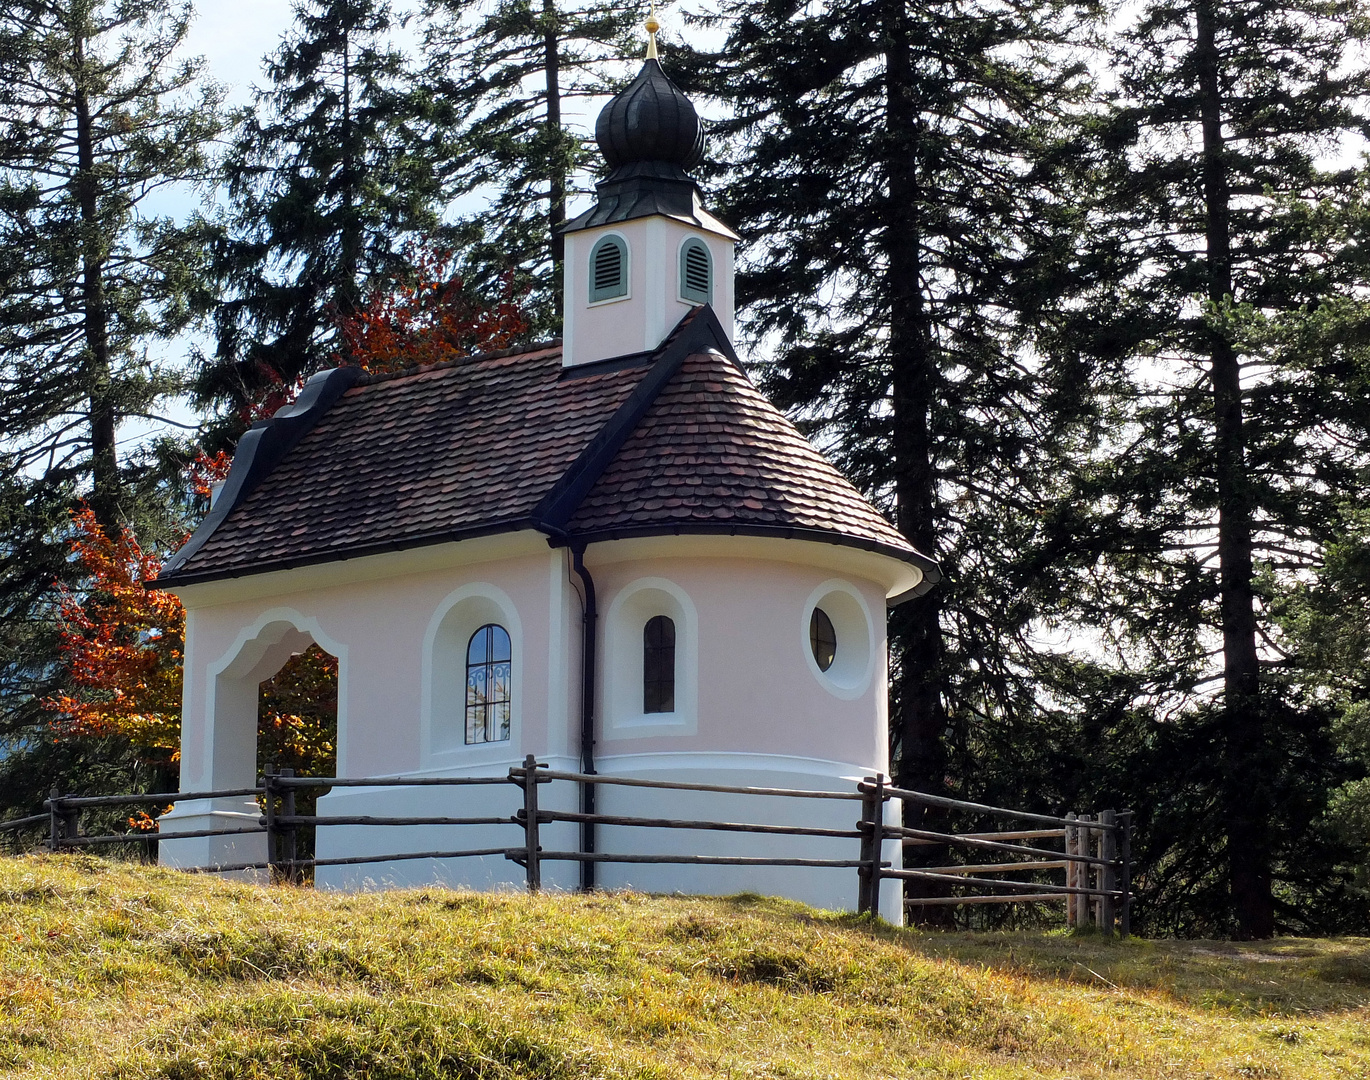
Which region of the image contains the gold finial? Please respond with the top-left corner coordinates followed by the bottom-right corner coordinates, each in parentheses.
top-left (645, 5), bottom-right (660, 60)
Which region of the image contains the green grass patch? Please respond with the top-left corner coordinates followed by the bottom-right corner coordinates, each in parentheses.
top-left (1, 855), bottom-right (1367, 1078)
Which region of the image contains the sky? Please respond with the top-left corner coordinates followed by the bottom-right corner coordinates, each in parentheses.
top-left (184, 2), bottom-right (299, 106)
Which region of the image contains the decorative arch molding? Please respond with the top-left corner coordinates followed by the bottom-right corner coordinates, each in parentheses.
top-left (202, 606), bottom-right (350, 787)
top-left (421, 582), bottom-right (524, 766)
top-left (603, 575), bottom-right (698, 739)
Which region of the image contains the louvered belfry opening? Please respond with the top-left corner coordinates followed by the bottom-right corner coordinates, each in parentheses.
top-left (591, 235), bottom-right (627, 302)
top-left (681, 239), bottom-right (711, 303)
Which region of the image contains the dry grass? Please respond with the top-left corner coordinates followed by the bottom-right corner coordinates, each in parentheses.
top-left (1, 855), bottom-right (1367, 1079)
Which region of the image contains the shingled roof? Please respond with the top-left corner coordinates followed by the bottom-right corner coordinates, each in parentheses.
top-left (156, 308), bottom-right (939, 592)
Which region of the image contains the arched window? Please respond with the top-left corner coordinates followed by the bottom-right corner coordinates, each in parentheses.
top-left (643, 615), bottom-right (676, 713)
top-left (590, 235), bottom-right (628, 302)
top-left (466, 624), bottom-right (512, 744)
top-left (679, 238), bottom-right (712, 304)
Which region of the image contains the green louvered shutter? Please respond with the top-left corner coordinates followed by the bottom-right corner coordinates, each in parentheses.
top-left (590, 236), bottom-right (628, 302)
top-left (679, 239), bottom-right (712, 304)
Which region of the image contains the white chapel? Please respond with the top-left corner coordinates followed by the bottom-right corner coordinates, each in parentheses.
top-left (152, 27), bottom-right (939, 921)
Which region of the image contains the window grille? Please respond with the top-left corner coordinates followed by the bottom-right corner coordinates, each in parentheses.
top-left (810, 608), bottom-right (837, 672)
top-left (679, 239), bottom-right (712, 304)
top-left (643, 615), bottom-right (676, 713)
top-left (466, 624), bottom-right (512, 743)
top-left (590, 235), bottom-right (628, 302)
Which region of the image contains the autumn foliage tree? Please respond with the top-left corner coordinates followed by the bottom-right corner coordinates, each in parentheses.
top-left (339, 244), bottom-right (530, 373)
top-left (45, 507), bottom-right (184, 761)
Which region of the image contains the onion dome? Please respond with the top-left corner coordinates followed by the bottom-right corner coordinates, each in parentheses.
top-left (595, 58), bottom-right (705, 176)
top-left (560, 12), bottom-right (735, 236)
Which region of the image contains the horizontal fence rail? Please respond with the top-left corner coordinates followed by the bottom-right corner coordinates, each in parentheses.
top-left (3, 758), bottom-right (1133, 935)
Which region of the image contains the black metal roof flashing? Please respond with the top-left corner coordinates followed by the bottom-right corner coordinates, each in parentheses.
top-left (560, 169), bottom-right (739, 237)
top-left (158, 364), bottom-right (365, 582)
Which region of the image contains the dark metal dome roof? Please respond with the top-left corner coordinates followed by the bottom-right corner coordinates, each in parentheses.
top-left (595, 59), bottom-right (704, 174)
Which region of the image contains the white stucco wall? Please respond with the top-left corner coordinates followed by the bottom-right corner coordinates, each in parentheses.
top-left (161, 531), bottom-right (914, 920)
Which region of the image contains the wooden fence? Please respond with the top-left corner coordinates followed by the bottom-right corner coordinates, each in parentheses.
top-left (0, 760), bottom-right (1133, 936)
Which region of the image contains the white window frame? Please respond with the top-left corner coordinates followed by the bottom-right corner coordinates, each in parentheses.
top-left (421, 582), bottom-right (523, 766)
top-left (677, 235), bottom-right (713, 305)
top-left (588, 232), bottom-right (630, 305)
top-left (800, 579), bottom-right (876, 700)
top-left (603, 576), bottom-right (698, 739)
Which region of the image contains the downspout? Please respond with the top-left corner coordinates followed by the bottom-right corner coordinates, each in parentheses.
top-left (569, 541), bottom-right (597, 890)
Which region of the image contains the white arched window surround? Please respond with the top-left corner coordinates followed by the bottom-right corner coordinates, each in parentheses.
top-left (800, 579), bottom-right (876, 700)
top-left (603, 576), bottom-right (698, 739)
top-left (677, 235), bottom-right (713, 305)
top-left (422, 582), bottom-right (523, 765)
top-left (588, 232), bottom-right (630, 304)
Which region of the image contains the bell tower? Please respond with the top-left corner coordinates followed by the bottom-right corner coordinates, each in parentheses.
top-left (561, 14), bottom-right (738, 368)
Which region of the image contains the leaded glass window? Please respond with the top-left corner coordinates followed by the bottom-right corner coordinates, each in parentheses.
top-left (466, 624), bottom-right (511, 744)
top-left (643, 615), bottom-right (676, 713)
top-left (810, 608), bottom-right (836, 672)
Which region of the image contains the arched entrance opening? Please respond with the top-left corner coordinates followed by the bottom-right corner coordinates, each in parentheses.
top-left (160, 614), bottom-right (343, 874)
top-left (258, 643), bottom-right (338, 781)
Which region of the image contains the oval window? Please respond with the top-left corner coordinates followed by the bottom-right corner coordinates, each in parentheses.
top-left (809, 608), bottom-right (837, 672)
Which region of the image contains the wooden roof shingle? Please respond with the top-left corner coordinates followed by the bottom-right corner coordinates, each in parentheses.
top-left (156, 308), bottom-right (938, 591)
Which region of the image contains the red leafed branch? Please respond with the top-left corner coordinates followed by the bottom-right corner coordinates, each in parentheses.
top-left (337, 243), bottom-right (530, 374)
top-left (44, 507), bottom-right (186, 756)
top-left (188, 449), bottom-right (233, 499)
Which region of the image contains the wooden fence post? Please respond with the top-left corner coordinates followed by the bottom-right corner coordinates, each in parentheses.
top-left (1099, 809), bottom-right (1117, 938)
top-left (1065, 812), bottom-right (1078, 928)
top-left (280, 768), bottom-right (298, 884)
top-left (520, 754), bottom-right (542, 893)
top-left (47, 786), bottom-right (62, 854)
top-left (857, 775), bottom-right (885, 916)
top-left (1119, 808), bottom-right (1133, 939)
top-left (1074, 813), bottom-right (1093, 929)
top-left (262, 766), bottom-right (279, 882)
top-left (1091, 815), bottom-right (1104, 930)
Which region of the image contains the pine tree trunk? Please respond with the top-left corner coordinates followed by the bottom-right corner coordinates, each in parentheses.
top-left (1195, 0), bottom-right (1273, 939)
top-left (72, 28), bottom-right (118, 538)
top-left (338, 24), bottom-right (362, 332)
top-left (542, 0), bottom-right (565, 319)
top-left (882, 0), bottom-right (949, 916)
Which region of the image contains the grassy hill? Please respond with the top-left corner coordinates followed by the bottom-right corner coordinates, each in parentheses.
top-left (2, 856), bottom-right (1368, 1079)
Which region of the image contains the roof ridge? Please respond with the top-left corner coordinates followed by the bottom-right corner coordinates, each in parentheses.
top-left (532, 305), bottom-right (738, 532)
top-left (353, 338), bottom-right (563, 387)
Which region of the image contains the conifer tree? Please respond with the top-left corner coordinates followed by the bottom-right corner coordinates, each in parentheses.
top-left (694, 0), bottom-right (1100, 871)
top-left (421, 0), bottom-right (641, 329)
top-left (0, 0), bottom-right (223, 535)
top-left (1078, 0), bottom-right (1370, 937)
top-left (0, 0), bottom-right (224, 808)
top-left (200, 0), bottom-right (447, 424)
